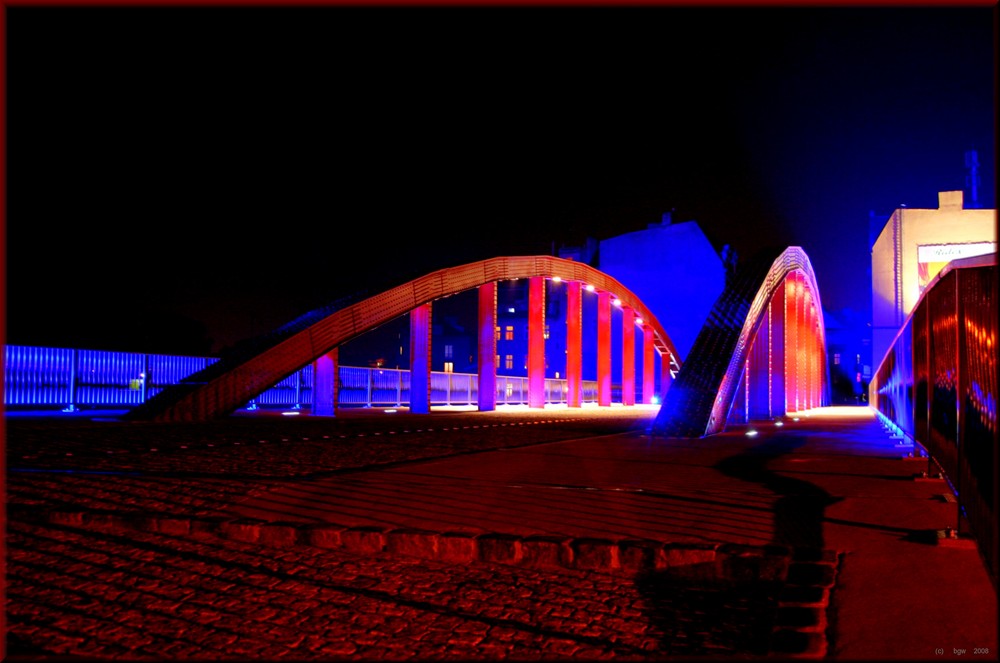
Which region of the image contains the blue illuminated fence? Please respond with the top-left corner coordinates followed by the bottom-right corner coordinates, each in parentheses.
top-left (870, 256), bottom-right (997, 584)
top-left (3, 346), bottom-right (218, 409)
top-left (4, 345), bottom-right (600, 411)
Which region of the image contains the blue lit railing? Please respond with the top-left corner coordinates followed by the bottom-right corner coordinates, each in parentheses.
top-left (870, 255), bottom-right (997, 584)
top-left (3, 345), bottom-right (601, 411)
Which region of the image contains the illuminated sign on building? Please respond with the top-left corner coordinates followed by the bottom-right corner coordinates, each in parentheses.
top-left (917, 241), bottom-right (996, 292)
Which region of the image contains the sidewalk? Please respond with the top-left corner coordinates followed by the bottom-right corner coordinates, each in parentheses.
top-left (4, 405), bottom-right (997, 660)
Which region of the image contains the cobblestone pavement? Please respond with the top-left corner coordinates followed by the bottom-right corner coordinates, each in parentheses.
top-left (4, 407), bottom-right (815, 660)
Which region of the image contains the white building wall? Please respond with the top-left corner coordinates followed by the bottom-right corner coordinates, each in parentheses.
top-left (871, 190), bottom-right (997, 369)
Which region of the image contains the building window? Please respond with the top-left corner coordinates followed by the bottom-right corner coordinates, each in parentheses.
top-left (544, 324), bottom-right (550, 340)
top-left (504, 354), bottom-right (514, 370)
top-left (496, 354), bottom-right (500, 368)
top-left (505, 326), bottom-right (514, 341)
top-left (444, 344), bottom-right (453, 359)
top-left (495, 326), bottom-right (501, 342)
top-left (833, 353), bottom-right (840, 365)
top-left (443, 362), bottom-right (454, 373)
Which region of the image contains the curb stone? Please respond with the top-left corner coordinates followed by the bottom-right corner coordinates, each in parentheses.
top-left (768, 549), bottom-right (842, 659)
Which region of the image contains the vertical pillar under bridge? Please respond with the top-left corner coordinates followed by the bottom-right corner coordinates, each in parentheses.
top-left (642, 324), bottom-right (655, 405)
top-left (622, 306), bottom-right (636, 406)
top-left (597, 290), bottom-right (612, 407)
top-left (566, 280), bottom-right (583, 408)
top-left (410, 303), bottom-right (432, 414)
top-left (770, 279), bottom-right (787, 418)
top-left (747, 301), bottom-right (771, 420)
top-left (528, 276), bottom-right (546, 408)
top-left (803, 286), bottom-right (815, 410)
top-left (477, 282), bottom-right (497, 412)
top-left (661, 351), bottom-right (674, 403)
top-left (785, 272), bottom-right (801, 413)
top-left (312, 348), bottom-right (339, 417)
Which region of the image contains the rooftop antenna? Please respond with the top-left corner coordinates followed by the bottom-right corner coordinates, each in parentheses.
top-left (965, 149), bottom-right (980, 208)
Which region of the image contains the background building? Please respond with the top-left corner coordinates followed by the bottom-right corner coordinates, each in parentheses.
top-left (823, 306), bottom-right (873, 404)
top-left (593, 214), bottom-right (726, 362)
top-left (871, 190), bottom-right (997, 368)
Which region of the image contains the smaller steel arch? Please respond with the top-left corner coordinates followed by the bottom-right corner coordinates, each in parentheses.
top-left (651, 246), bottom-right (830, 438)
top-left (131, 255), bottom-right (682, 422)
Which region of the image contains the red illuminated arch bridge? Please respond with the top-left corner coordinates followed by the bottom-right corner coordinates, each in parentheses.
top-left (126, 256), bottom-right (682, 423)
top-left (650, 246), bottom-right (831, 438)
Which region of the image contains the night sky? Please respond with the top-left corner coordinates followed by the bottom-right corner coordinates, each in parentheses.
top-left (5, 5), bottom-right (996, 356)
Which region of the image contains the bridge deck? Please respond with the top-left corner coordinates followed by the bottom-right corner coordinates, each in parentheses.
top-left (5, 405), bottom-right (996, 659)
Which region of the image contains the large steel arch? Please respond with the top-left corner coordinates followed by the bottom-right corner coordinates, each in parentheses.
top-left (650, 246), bottom-right (830, 438)
top-left (132, 255), bottom-right (681, 422)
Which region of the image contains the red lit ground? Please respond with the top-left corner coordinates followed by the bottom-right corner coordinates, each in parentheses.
top-left (4, 405), bottom-right (997, 660)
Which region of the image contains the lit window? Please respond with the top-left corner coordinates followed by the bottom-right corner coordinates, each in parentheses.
top-left (495, 326), bottom-right (501, 341)
top-left (444, 362), bottom-right (454, 373)
top-left (544, 324), bottom-right (550, 340)
top-left (505, 354), bottom-right (514, 370)
top-left (495, 354), bottom-right (500, 368)
top-left (505, 326), bottom-right (514, 341)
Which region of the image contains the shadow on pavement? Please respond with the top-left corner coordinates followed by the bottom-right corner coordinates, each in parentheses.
top-left (714, 435), bottom-right (842, 549)
top-left (634, 434), bottom-right (839, 655)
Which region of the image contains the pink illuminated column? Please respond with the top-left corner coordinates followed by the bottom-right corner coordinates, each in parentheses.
top-left (805, 291), bottom-right (817, 410)
top-left (597, 290), bottom-right (612, 406)
top-left (312, 348), bottom-right (339, 416)
top-left (768, 287), bottom-right (786, 418)
top-left (566, 280), bottom-right (583, 408)
top-left (528, 276), bottom-right (546, 408)
top-left (731, 358), bottom-right (749, 423)
top-left (622, 306), bottom-right (636, 406)
top-left (661, 351), bottom-right (674, 401)
top-left (795, 273), bottom-right (806, 412)
top-left (478, 282), bottom-right (497, 411)
top-left (785, 273), bottom-right (800, 413)
top-left (410, 303), bottom-right (432, 414)
top-left (802, 286), bottom-right (813, 410)
top-left (812, 302), bottom-right (822, 408)
top-left (747, 304), bottom-right (771, 420)
top-left (642, 324), bottom-right (655, 404)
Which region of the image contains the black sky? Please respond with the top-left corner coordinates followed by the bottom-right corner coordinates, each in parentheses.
top-left (5, 5), bottom-right (996, 355)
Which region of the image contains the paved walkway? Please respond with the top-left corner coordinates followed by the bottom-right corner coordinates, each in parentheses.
top-left (4, 405), bottom-right (997, 660)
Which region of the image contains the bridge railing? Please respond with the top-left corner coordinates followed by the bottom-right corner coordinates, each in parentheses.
top-left (3, 345), bottom-right (602, 411)
top-left (870, 255), bottom-right (997, 583)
